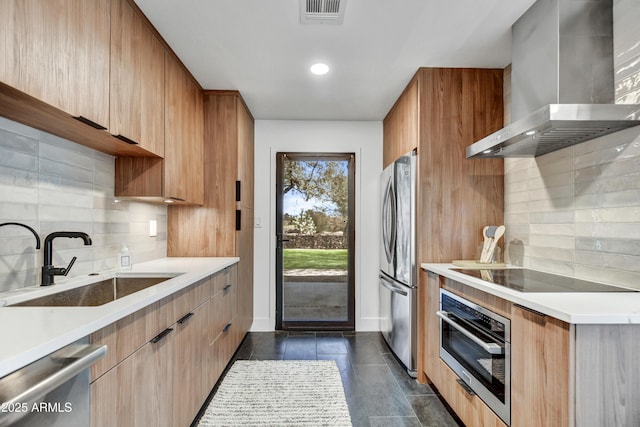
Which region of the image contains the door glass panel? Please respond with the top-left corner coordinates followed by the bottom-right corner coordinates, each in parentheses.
top-left (276, 153), bottom-right (354, 329)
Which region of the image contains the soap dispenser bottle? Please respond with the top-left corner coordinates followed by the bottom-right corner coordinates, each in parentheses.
top-left (118, 243), bottom-right (132, 271)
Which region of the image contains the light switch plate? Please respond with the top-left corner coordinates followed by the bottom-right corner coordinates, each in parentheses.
top-left (149, 220), bottom-right (157, 237)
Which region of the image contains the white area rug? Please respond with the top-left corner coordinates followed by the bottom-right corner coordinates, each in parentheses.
top-left (198, 360), bottom-right (352, 427)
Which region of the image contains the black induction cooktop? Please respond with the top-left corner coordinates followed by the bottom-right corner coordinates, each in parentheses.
top-left (451, 268), bottom-right (635, 293)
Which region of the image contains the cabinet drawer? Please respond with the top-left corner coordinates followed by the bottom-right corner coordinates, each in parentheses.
top-left (212, 267), bottom-right (236, 296)
top-left (437, 359), bottom-right (507, 427)
top-left (172, 276), bottom-right (211, 320)
top-left (210, 285), bottom-right (236, 344)
top-left (213, 317), bottom-right (238, 368)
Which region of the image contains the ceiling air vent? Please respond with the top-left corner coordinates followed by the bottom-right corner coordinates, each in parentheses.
top-left (300, 0), bottom-right (346, 25)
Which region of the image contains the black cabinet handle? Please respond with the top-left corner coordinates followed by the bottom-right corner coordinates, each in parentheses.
top-left (167, 196), bottom-right (186, 202)
top-left (514, 304), bottom-right (547, 318)
top-left (235, 181), bottom-right (241, 202)
top-left (150, 328), bottom-right (173, 343)
top-left (222, 322), bottom-right (232, 333)
top-left (235, 210), bottom-right (241, 231)
top-left (177, 312), bottom-right (194, 324)
top-left (456, 379), bottom-right (476, 396)
top-left (223, 284), bottom-right (233, 292)
top-left (72, 115), bottom-right (107, 130)
top-left (113, 134), bottom-right (139, 145)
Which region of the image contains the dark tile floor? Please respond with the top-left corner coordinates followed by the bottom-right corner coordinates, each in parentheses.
top-left (221, 331), bottom-right (463, 427)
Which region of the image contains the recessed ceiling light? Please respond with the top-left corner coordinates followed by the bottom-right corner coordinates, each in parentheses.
top-left (310, 63), bottom-right (330, 75)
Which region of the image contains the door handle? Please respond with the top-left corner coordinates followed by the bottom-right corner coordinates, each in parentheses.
top-left (276, 233), bottom-right (290, 248)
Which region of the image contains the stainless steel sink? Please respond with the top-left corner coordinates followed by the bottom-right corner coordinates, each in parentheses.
top-left (10, 276), bottom-right (177, 307)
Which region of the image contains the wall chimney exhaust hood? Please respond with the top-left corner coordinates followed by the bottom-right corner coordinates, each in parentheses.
top-left (466, 0), bottom-right (640, 158)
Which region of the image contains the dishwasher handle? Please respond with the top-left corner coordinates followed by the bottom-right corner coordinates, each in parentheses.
top-left (436, 311), bottom-right (504, 355)
top-left (0, 343), bottom-right (107, 427)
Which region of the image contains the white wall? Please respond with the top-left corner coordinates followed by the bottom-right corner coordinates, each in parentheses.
top-left (252, 120), bottom-right (383, 331)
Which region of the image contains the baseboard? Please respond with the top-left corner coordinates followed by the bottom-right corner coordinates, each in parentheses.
top-left (249, 317), bottom-right (381, 332)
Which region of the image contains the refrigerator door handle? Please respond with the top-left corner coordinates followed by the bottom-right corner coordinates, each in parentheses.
top-left (382, 178), bottom-right (396, 264)
top-left (379, 275), bottom-right (408, 296)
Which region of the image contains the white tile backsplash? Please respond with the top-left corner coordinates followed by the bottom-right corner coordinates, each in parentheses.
top-left (504, 0), bottom-right (640, 289)
top-left (0, 117), bottom-right (167, 292)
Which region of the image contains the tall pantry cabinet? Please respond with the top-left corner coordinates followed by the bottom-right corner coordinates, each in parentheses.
top-left (382, 68), bottom-right (505, 383)
top-left (168, 91), bottom-right (255, 333)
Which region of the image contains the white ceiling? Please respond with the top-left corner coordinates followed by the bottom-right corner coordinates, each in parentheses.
top-left (134, 0), bottom-right (537, 121)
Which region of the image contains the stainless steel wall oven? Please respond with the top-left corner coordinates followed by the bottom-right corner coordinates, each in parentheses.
top-left (438, 289), bottom-right (511, 425)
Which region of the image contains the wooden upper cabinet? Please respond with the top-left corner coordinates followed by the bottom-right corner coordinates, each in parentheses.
top-left (383, 77), bottom-right (419, 167)
top-left (115, 54), bottom-right (204, 204)
top-left (164, 54), bottom-right (204, 204)
top-left (110, 0), bottom-right (165, 156)
top-left (0, 0), bottom-right (110, 128)
top-left (237, 98), bottom-right (255, 208)
top-left (167, 92), bottom-right (252, 256)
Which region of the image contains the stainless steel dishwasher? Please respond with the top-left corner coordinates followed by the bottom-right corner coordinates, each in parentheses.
top-left (0, 339), bottom-right (106, 427)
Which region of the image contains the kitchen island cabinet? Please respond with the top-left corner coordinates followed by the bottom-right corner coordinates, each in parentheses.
top-left (423, 265), bottom-right (640, 427)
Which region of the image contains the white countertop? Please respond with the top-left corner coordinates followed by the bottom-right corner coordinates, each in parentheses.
top-left (422, 263), bottom-right (640, 325)
top-left (0, 257), bottom-right (238, 378)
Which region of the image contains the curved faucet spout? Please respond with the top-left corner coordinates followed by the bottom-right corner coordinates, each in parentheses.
top-left (41, 231), bottom-right (92, 286)
top-left (0, 222), bottom-right (41, 249)
top-left (44, 231), bottom-right (92, 246)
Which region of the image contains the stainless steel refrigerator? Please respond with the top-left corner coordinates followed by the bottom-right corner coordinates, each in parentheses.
top-left (379, 150), bottom-right (417, 377)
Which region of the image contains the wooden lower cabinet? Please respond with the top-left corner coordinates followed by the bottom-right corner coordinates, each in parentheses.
top-left (91, 330), bottom-right (174, 427)
top-left (423, 272), bottom-right (573, 427)
top-left (90, 265), bottom-right (245, 427)
top-left (423, 271), bottom-right (507, 427)
top-left (173, 299), bottom-right (209, 427)
top-left (511, 305), bottom-right (571, 427)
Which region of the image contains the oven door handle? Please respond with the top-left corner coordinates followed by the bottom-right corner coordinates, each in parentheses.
top-left (380, 275), bottom-right (408, 296)
top-left (436, 311), bottom-right (504, 355)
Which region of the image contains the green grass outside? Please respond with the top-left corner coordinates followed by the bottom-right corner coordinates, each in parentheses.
top-left (283, 249), bottom-right (348, 270)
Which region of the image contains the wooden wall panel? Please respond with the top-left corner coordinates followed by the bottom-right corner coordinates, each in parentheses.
top-left (575, 324), bottom-right (640, 427)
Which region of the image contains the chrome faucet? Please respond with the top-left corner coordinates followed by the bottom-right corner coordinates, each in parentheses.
top-left (41, 232), bottom-right (92, 286)
top-left (0, 222), bottom-right (41, 249)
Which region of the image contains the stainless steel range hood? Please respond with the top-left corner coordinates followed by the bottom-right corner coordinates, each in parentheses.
top-left (467, 0), bottom-right (640, 158)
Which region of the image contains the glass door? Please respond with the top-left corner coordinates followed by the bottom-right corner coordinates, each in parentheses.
top-left (275, 153), bottom-right (355, 330)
